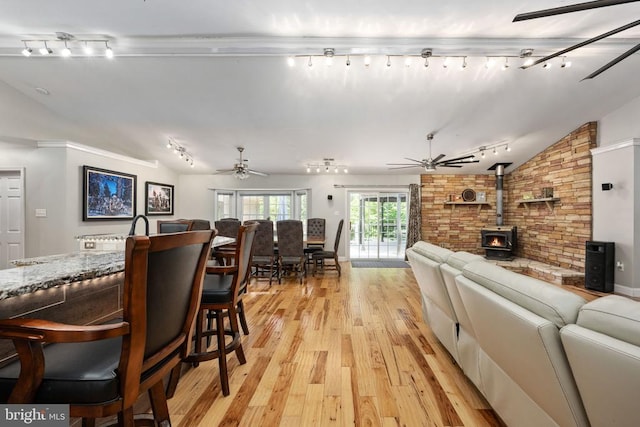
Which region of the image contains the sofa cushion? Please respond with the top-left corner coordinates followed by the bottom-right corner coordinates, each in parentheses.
top-left (576, 295), bottom-right (640, 347)
top-left (445, 251), bottom-right (485, 271)
top-left (410, 241), bottom-right (453, 264)
top-left (462, 261), bottom-right (586, 328)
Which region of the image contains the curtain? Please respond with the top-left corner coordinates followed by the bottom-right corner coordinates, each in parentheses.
top-left (405, 183), bottom-right (422, 259)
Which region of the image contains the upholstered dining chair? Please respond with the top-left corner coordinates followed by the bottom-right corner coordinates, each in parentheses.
top-left (304, 217), bottom-right (326, 265)
top-left (213, 218), bottom-right (241, 265)
top-left (312, 219), bottom-right (344, 277)
top-left (250, 219), bottom-right (276, 286)
top-left (157, 219), bottom-right (194, 233)
top-left (276, 220), bottom-right (305, 284)
top-left (183, 221), bottom-right (258, 396)
top-left (0, 229), bottom-right (215, 427)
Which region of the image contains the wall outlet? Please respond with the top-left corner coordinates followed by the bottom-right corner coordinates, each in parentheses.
top-left (84, 241), bottom-right (96, 250)
top-left (616, 261), bottom-right (624, 271)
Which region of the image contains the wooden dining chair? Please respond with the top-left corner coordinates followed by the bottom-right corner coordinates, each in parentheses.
top-left (250, 219), bottom-right (276, 286)
top-left (312, 219), bottom-right (344, 276)
top-left (157, 219), bottom-right (194, 233)
top-left (0, 229), bottom-right (215, 426)
top-left (213, 218), bottom-right (241, 265)
top-left (276, 220), bottom-right (305, 284)
top-left (184, 221), bottom-right (258, 396)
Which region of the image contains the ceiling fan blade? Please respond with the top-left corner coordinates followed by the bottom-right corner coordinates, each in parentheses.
top-left (513, 0), bottom-right (640, 22)
top-left (387, 162), bottom-right (423, 166)
top-left (582, 41), bottom-right (640, 80)
top-left (442, 160), bottom-right (480, 166)
top-left (438, 164), bottom-right (464, 168)
top-left (215, 169), bottom-right (234, 174)
top-left (388, 165), bottom-right (422, 169)
top-left (247, 169), bottom-right (269, 176)
top-left (403, 157), bottom-right (426, 164)
top-left (522, 19), bottom-right (640, 69)
top-left (432, 154), bottom-right (446, 163)
top-left (439, 154), bottom-right (477, 163)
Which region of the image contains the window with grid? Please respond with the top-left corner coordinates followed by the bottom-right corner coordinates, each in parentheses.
top-left (214, 190), bottom-right (309, 225)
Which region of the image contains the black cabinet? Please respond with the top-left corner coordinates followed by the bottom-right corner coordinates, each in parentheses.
top-left (585, 241), bottom-right (615, 293)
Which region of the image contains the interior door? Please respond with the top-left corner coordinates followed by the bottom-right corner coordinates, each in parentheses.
top-left (349, 191), bottom-right (408, 259)
top-left (0, 170), bottom-right (25, 269)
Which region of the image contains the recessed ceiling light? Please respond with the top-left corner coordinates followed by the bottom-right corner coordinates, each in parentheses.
top-left (35, 87), bottom-right (50, 95)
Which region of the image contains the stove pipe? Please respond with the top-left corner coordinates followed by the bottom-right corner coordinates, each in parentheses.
top-left (495, 164), bottom-right (504, 226)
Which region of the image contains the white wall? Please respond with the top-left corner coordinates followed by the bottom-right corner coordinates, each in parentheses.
top-left (0, 140), bottom-right (179, 258)
top-left (178, 173), bottom-right (420, 258)
top-left (595, 93), bottom-right (640, 296)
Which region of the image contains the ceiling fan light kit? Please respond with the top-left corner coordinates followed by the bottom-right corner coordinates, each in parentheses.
top-left (387, 133), bottom-right (480, 172)
top-left (216, 146), bottom-right (268, 179)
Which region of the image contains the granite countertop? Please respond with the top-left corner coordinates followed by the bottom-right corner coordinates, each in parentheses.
top-left (0, 235), bottom-right (234, 301)
top-left (1, 251), bottom-right (124, 301)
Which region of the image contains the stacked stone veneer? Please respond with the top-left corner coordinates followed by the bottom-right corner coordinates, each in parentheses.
top-left (420, 122), bottom-right (597, 272)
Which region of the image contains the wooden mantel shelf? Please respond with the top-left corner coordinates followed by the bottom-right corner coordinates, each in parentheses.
top-left (443, 201), bottom-right (490, 212)
top-left (517, 197), bottom-right (560, 213)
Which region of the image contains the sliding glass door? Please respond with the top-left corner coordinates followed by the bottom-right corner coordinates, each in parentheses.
top-left (348, 191), bottom-right (408, 259)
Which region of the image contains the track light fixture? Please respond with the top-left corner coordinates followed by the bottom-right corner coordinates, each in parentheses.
top-left (20, 34), bottom-right (114, 58)
top-left (306, 158), bottom-right (348, 174)
top-left (165, 138), bottom-right (195, 167)
top-left (286, 47), bottom-right (570, 73)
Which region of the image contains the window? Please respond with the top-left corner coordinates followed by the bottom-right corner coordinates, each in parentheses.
top-left (214, 189), bottom-right (309, 225)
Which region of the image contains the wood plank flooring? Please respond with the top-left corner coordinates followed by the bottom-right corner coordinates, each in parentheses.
top-left (163, 263), bottom-right (504, 427)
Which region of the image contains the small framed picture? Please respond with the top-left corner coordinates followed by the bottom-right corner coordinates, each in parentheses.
top-left (145, 181), bottom-right (174, 216)
top-left (83, 166), bottom-right (136, 221)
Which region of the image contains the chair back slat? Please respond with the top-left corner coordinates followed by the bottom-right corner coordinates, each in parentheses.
top-left (157, 220), bottom-right (194, 234)
top-left (334, 219), bottom-right (345, 252)
top-left (231, 222), bottom-right (259, 299)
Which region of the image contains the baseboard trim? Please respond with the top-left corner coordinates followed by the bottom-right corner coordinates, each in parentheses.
top-left (614, 283), bottom-right (640, 298)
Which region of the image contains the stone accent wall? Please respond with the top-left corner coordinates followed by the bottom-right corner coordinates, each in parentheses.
top-left (420, 122), bottom-right (597, 271)
top-left (504, 122), bottom-right (597, 270)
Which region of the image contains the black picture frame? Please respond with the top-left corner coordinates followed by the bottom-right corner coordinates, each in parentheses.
top-left (83, 165), bottom-right (137, 221)
top-left (145, 181), bottom-right (174, 216)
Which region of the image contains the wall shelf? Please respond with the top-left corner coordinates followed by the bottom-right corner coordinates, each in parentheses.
top-left (444, 201), bottom-right (490, 212)
top-left (517, 197), bottom-right (560, 213)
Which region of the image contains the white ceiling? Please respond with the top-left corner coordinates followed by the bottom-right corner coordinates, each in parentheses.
top-left (0, 0), bottom-right (639, 175)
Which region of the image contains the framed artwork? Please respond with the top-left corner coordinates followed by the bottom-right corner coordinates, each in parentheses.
top-left (83, 166), bottom-right (137, 221)
top-left (145, 181), bottom-right (174, 216)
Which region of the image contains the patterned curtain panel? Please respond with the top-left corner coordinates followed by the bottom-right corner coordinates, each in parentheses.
top-left (405, 183), bottom-right (422, 259)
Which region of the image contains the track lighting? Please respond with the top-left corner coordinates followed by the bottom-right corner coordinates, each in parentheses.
top-left (404, 56), bottom-right (412, 67)
top-left (306, 158), bottom-right (348, 174)
top-left (543, 62), bottom-right (552, 69)
top-left (287, 56), bottom-right (295, 67)
top-left (502, 58), bottom-right (509, 70)
top-left (424, 57), bottom-right (429, 68)
top-left (308, 56), bottom-right (313, 67)
top-left (460, 57), bottom-right (467, 70)
top-left (83, 42), bottom-right (94, 56)
top-left (39, 42), bottom-right (52, 56)
top-left (346, 55), bottom-right (351, 66)
top-left (105, 42), bottom-right (114, 58)
top-left (386, 55), bottom-right (391, 67)
top-left (165, 138), bottom-right (194, 168)
top-left (324, 48), bottom-right (334, 66)
top-left (485, 57), bottom-right (495, 68)
top-left (493, 147), bottom-right (498, 155)
top-left (481, 149), bottom-right (486, 158)
top-left (443, 57), bottom-right (449, 68)
top-left (561, 58), bottom-right (572, 68)
top-left (61, 41), bottom-right (71, 57)
top-left (21, 42), bottom-right (32, 57)
top-left (363, 55), bottom-right (371, 67)
top-left (505, 144), bottom-right (511, 152)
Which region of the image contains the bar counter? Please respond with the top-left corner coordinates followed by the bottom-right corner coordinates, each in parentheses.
top-left (1, 251), bottom-right (124, 301)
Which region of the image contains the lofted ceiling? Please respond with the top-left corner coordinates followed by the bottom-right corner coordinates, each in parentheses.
top-left (0, 0), bottom-right (639, 175)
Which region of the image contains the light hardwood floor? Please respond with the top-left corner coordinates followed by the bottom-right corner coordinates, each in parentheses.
top-left (163, 262), bottom-right (504, 427)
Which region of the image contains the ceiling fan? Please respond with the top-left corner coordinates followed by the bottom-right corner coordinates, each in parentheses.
top-left (387, 133), bottom-right (479, 172)
top-left (513, 0), bottom-right (640, 80)
top-left (215, 146), bottom-right (268, 179)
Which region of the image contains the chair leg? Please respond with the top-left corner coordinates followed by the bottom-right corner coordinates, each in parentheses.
top-left (166, 363), bottom-right (182, 398)
top-left (335, 255), bottom-right (341, 276)
top-left (117, 407), bottom-right (135, 427)
top-left (237, 300), bottom-right (249, 335)
top-left (192, 309), bottom-right (204, 368)
top-left (148, 381), bottom-right (171, 426)
top-left (215, 309), bottom-right (230, 396)
top-left (81, 419), bottom-right (96, 427)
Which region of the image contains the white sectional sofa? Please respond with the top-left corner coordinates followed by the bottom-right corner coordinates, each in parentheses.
top-left (560, 295), bottom-right (640, 427)
top-left (408, 240), bottom-right (640, 427)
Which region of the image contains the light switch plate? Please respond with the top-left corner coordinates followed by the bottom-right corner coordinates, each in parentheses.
top-left (35, 209), bottom-right (47, 217)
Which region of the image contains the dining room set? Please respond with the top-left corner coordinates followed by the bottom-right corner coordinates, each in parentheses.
top-left (0, 215), bottom-right (343, 426)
